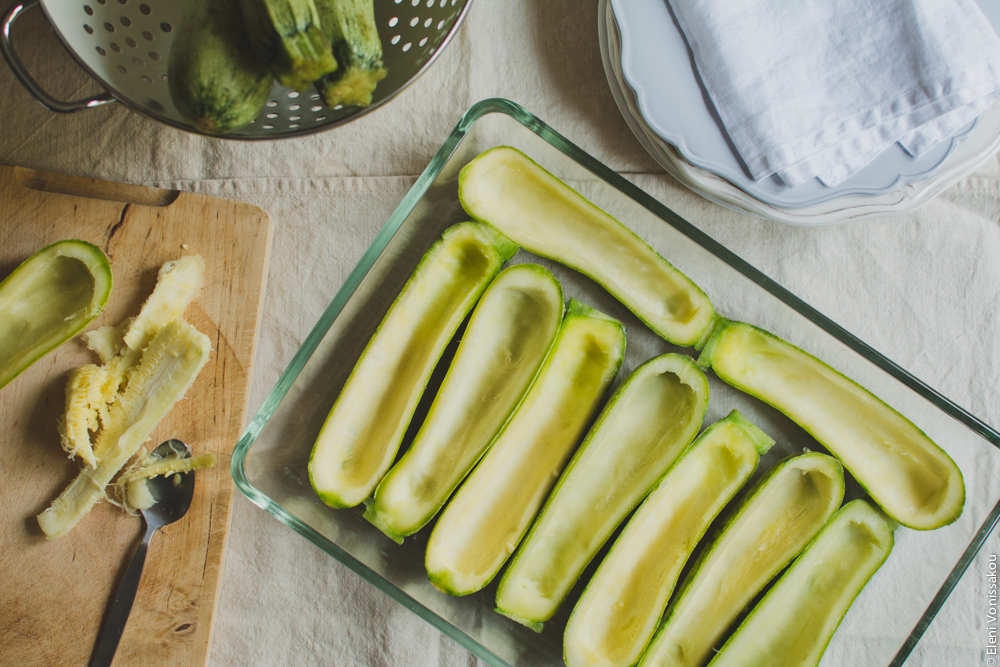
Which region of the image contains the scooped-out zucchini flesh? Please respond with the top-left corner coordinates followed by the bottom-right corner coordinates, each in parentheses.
top-left (309, 222), bottom-right (518, 509)
top-left (639, 451), bottom-right (845, 667)
top-left (698, 318), bottom-right (964, 530)
top-left (364, 264), bottom-right (565, 542)
top-left (495, 353), bottom-right (710, 631)
top-left (458, 146), bottom-right (714, 347)
top-left (37, 318), bottom-right (211, 538)
top-left (0, 240), bottom-right (112, 390)
top-left (425, 299), bottom-right (625, 597)
top-left (708, 499), bottom-right (895, 667)
top-left (563, 410), bottom-right (773, 667)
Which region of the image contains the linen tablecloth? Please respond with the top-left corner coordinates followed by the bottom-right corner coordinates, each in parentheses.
top-left (2, 2), bottom-right (998, 665)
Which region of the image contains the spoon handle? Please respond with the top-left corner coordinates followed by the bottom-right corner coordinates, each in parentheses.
top-left (89, 524), bottom-right (154, 667)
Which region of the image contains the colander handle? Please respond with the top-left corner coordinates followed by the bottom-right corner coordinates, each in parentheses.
top-left (1, 0), bottom-right (116, 113)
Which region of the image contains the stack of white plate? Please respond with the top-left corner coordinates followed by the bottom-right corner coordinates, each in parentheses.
top-left (599, 0), bottom-right (1000, 225)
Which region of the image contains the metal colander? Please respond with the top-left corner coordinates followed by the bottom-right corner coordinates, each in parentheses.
top-left (1, 0), bottom-right (472, 139)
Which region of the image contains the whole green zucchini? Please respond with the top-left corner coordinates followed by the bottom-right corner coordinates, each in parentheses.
top-left (168, 0), bottom-right (274, 134)
top-left (315, 0), bottom-right (387, 107)
top-left (239, 0), bottom-right (338, 90)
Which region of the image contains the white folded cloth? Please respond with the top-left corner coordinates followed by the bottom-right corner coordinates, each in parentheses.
top-left (669, 0), bottom-right (1000, 187)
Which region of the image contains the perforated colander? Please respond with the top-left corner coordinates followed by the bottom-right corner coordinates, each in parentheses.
top-left (1, 0), bottom-right (472, 139)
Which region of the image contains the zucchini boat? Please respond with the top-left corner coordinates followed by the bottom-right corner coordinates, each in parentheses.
top-left (239, 0), bottom-right (338, 90)
top-left (364, 264), bottom-right (564, 542)
top-left (563, 411), bottom-right (773, 667)
top-left (168, 0), bottom-right (274, 134)
top-left (315, 0), bottom-right (388, 108)
top-left (708, 499), bottom-right (895, 667)
top-left (425, 300), bottom-right (625, 596)
top-left (0, 240), bottom-right (112, 390)
top-left (638, 451), bottom-right (845, 667)
top-left (495, 353), bottom-right (710, 631)
top-left (698, 319), bottom-right (964, 530)
top-left (458, 146), bottom-right (714, 347)
top-left (309, 222), bottom-right (517, 509)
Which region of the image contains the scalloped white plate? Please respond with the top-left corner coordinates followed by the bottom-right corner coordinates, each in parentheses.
top-left (601, 0), bottom-right (1000, 225)
top-left (608, 0), bottom-right (1000, 211)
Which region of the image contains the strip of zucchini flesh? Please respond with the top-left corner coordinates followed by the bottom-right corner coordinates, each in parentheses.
top-left (707, 499), bottom-right (895, 667)
top-left (638, 451), bottom-right (845, 667)
top-left (425, 299), bottom-right (626, 596)
top-left (36, 319), bottom-right (211, 539)
top-left (698, 318), bottom-right (964, 530)
top-left (309, 222), bottom-right (518, 509)
top-left (495, 352), bottom-right (710, 631)
top-left (0, 239), bottom-right (112, 390)
top-left (364, 264), bottom-right (565, 542)
top-left (458, 146), bottom-right (714, 347)
top-left (563, 410), bottom-right (773, 667)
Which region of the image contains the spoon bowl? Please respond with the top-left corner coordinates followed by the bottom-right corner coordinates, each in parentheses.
top-left (89, 439), bottom-right (196, 667)
top-left (140, 439), bottom-right (195, 531)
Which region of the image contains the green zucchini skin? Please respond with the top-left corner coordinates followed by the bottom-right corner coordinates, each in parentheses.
top-left (239, 0), bottom-right (338, 90)
top-left (638, 452), bottom-right (845, 667)
top-left (308, 222), bottom-right (518, 509)
top-left (707, 499), bottom-right (895, 667)
top-left (0, 240), bottom-right (112, 390)
top-left (425, 299), bottom-right (626, 597)
top-left (699, 319), bottom-right (965, 531)
top-left (364, 264), bottom-right (565, 543)
top-left (563, 410), bottom-right (772, 667)
top-left (458, 146), bottom-right (715, 347)
top-left (314, 0), bottom-right (387, 107)
top-left (495, 353), bottom-right (710, 631)
top-left (168, 0), bottom-right (274, 134)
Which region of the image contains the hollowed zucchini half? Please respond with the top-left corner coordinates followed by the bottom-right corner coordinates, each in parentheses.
top-left (496, 353), bottom-right (709, 631)
top-left (698, 319), bottom-right (964, 530)
top-left (425, 299), bottom-right (625, 596)
top-left (639, 451), bottom-right (845, 667)
top-left (708, 499), bottom-right (895, 667)
top-left (309, 222), bottom-right (517, 509)
top-left (563, 411), bottom-right (772, 667)
top-left (364, 263), bottom-right (564, 542)
top-left (458, 146), bottom-right (714, 347)
top-left (0, 240), bottom-right (112, 390)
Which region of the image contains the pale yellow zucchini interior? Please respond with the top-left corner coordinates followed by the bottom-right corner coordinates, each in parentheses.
top-left (459, 146), bottom-right (714, 346)
top-left (425, 303), bottom-right (624, 596)
top-left (495, 353), bottom-right (708, 627)
top-left (709, 500), bottom-right (894, 667)
top-left (564, 416), bottom-right (763, 667)
top-left (1, 253), bottom-right (97, 379)
top-left (706, 321), bottom-right (964, 530)
top-left (309, 223), bottom-right (510, 508)
top-left (640, 452), bottom-right (844, 667)
top-left (366, 264), bottom-right (564, 540)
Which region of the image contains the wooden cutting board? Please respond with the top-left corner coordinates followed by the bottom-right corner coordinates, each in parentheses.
top-left (0, 165), bottom-right (273, 666)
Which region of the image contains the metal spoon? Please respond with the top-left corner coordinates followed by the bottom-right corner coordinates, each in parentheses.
top-left (89, 439), bottom-right (196, 667)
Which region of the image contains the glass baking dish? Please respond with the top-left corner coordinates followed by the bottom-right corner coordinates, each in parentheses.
top-left (231, 98), bottom-right (1000, 667)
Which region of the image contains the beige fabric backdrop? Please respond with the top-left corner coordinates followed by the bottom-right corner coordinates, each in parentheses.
top-left (2, 1), bottom-right (998, 665)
